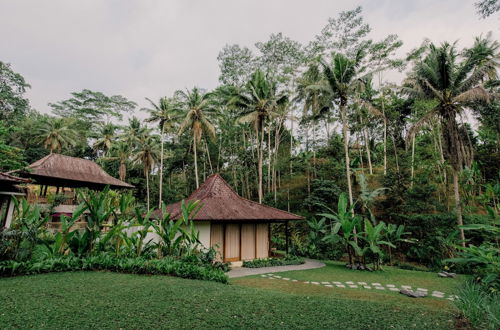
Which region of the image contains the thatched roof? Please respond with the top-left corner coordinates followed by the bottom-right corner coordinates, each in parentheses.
top-left (22, 153), bottom-right (133, 189)
top-left (165, 173), bottom-right (303, 222)
top-left (0, 172), bottom-right (30, 184)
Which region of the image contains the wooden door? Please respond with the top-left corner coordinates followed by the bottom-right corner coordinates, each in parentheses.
top-left (255, 223), bottom-right (269, 258)
top-left (224, 224), bottom-right (240, 262)
top-left (240, 224), bottom-right (256, 260)
top-left (210, 223), bottom-right (224, 262)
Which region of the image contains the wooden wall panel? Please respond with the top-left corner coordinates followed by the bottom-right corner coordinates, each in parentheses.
top-left (240, 224), bottom-right (256, 260)
top-left (210, 223), bottom-right (224, 262)
top-left (255, 223), bottom-right (269, 258)
top-left (224, 224), bottom-right (240, 261)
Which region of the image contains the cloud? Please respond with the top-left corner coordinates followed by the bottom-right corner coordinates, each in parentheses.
top-left (1, 0), bottom-right (497, 118)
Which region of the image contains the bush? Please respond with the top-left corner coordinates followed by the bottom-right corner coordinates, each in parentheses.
top-left (454, 281), bottom-right (500, 330)
top-left (0, 254), bottom-right (228, 284)
top-left (242, 256), bottom-right (304, 268)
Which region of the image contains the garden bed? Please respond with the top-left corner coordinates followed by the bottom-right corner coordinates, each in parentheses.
top-left (242, 256), bottom-right (305, 268)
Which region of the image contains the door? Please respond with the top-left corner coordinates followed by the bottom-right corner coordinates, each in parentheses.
top-left (224, 224), bottom-right (240, 262)
top-left (255, 223), bottom-right (269, 258)
top-left (210, 223), bottom-right (224, 262)
top-left (240, 224), bottom-right (256, 260)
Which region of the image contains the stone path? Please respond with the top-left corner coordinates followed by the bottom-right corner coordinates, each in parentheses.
top-left (259, 273), bottom-right (458, 301)
top-left (227, 259), bottom-right (325, 278)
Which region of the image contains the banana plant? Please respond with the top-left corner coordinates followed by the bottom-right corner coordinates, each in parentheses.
top-left (44, 203), bottom-right (87, 256)
top-left (384, 223), bottom-right (412, 265)
top-left (361, 219), bottom-right (395, 270)
top-left (319, 193), bottom-right (361, 265)
top-left (152, 200), bottom-right (201, 257)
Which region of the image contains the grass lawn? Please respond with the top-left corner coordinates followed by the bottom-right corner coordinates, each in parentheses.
top-left (0, 270), bottom-right (458, 329)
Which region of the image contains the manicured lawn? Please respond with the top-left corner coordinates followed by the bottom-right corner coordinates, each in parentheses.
top-left (0, 271), bottom-right (457, 329)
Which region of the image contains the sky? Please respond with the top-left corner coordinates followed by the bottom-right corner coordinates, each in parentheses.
top-left (1, 0), bottom-right (498, 117)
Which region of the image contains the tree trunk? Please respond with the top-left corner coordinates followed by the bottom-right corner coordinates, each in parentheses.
top-left (158, 125), bottom-right (165, 207)
top-left (410, 134), bottom-right (415, 187)
top-left (363, 127), bottom-right (372, 175)
top-left (382, 102), bottom-right (387, 176)
top-left (267, 124), bottom-right (271, 194)
top-left (453, 171), bottom-right (466, 247)
top-left (193, 136), bottom-right (199, 188)
top-left (341, 104), bottom-right (354, 210)
top-left (146, 171), bottom-right (150, 210)
top-left (257, 123), bottom-right (264, 204)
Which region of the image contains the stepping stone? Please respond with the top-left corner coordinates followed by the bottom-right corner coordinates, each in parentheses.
top-left (332, 281), bottom-right (342, 285)
top-left (336, 284), bottom-right (346, 288)
top-left (416, 288), bottom-right (428, 292)
top-left (325, 285), bottom-right (333, 288)
top-left (386, 284), bottom-right (396, 287)
top-left (267, 274), bottom-right (274, 276)
top-left (438, 271), bottom-right (456, 278)
top-left (282, 278), bottom-right (290, 280)
top-left (400, 289), bottom-right (426, 298)
top-left (292, 280), bottom-right (298, 282)
top-left (304, 281), bottom-right (310, 284)
top-left (432, 293), bottom-right (444, 298)
top-left (321, 282), bottom-right (330, 284)
top-left (311, 282), bottom-right (320, 285)
top-left (345, 281), bottom-right (354, 284)
top-left (371, 283), bottom-right (381, 286)
top-left (375, 286), bottom-right (385, 290)
top-left (389, 287), bottom-right (400, 292)
top-left (447, 297), bottom-right (455, 301)
top-left (349, 285), bottom-right (358, 288)
top-left (363, 286), bottom-right (372, 289)
top-left (274, 275), bottom-right (282, 278)
top-left (401, 285), bottom-right (412, 290)
top-left (432, 291), bottom-right (444, 295)
top-left (357, 282), bottom-right (367, 285)
top-left (260, 275), bottom-right (267, 277)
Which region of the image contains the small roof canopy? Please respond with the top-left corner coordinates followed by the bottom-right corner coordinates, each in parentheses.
top-left (20, 153), bottom-right (133, 190)
top-left (165, 173), bottom-right (303, 222)
top-left (0, 172), bottom-right (29, 195)
top-left (0, 172), bottom-right (30, 184)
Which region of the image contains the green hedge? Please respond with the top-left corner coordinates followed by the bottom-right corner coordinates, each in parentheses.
top-left (243, 256), bottom-right (305, 268)
top-left (0, 255), bottom-right (228, 284)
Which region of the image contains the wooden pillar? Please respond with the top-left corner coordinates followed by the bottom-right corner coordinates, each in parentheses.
top-left (285, 221), bottom-right (289, 255)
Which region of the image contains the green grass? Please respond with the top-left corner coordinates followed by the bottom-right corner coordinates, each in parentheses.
top-left (0, 271), bottom-right (458, 329)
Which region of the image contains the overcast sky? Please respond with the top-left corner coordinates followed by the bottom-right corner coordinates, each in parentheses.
top-left (1, 0), bottom-right (498, 116)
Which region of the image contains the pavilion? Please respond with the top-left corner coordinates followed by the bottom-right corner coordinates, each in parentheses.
top-left (166, 173), bottom-right (303, 263)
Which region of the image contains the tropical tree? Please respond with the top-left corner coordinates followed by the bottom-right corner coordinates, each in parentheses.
top-left (103, 141), bottom-right (132, 181)
top-left (92, 123), bottom-right (117, 155)
top-left (229, 70), bottom-right (288, 203)
top-left (132, 131), bottom-right (160, 210)
top-left (404, 37), bottom-right (499, 246)
top-left (177, 87), bottom-right (216, 188)
top-left (319, 50), bottom-right (366, 211)
top-left (145, 97), bottom-right (180, 206)
top-left (36, 116), bottom-right (79, 153)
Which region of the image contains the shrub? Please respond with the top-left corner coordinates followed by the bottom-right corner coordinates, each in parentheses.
top-left (0, 254), bottom-right (228, 284)
top-left (454, 281), bottom-right (500, 330)
top-left (242, 256), bottom-right (304, 268)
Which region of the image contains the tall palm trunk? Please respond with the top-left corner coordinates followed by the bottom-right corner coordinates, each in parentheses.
top-left (453, 171), bottom-right (466, 247)
top-left (119, 160), bottom-right (126, 181)
top-left (363, 127), bottom-right (373, 175)
top-left (340, 103), bottom-right (354, 210)
top-left (257, 122), bottom-right (264, 204)
top-left (158, 125), bottom-right (165, 207)
top-left (146, 171), bottom-right (150, 210)
top-left (410, 134), bottom-right (416, 187)
top-left (193, 136), bottom-right (199, 188)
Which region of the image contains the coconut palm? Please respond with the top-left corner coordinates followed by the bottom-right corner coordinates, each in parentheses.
top-left (132, 132), bottom-right (160, 210)
top-left (103, 141), bottom-right (131, 181)
top-left (36, 117), bottom-right (78, 153)
top-left (404, 37), bottom-right (498, 246)
top-left (145, 97), bottom-right (180, 206)
top-left (318, 50), bottom-right (366, 211)
top-left (92, 123), bottom-right (117, 155)
top-left (229, 70), bottom-right (288, 203)
top-left (177, 87), bottom-right (216, 188)
top-left (121, 117), bottom-right (146, 148)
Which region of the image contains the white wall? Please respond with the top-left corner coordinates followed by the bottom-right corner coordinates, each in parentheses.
top-left (196, 221), bottom-right (211, 249)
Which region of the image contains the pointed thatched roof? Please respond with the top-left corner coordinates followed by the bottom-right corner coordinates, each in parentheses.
top-left (165, 173), bottom-right (303, 221)
top-left (22, 153), bottom-right (133, 189)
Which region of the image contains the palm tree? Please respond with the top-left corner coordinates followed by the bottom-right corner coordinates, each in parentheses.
top-left (36, 117), bottom-right (78, 153)
top-left (145, 97), bottom-right (180, 206)
top-left (177, 87), bottom-right (216, 188)
top-left (103, 141), bottom-right (131, 181)
top-left (92, 123), bottom-right (116, 155)
top-left (121, 117), bottom-right (146, 148)
top-left (132, 132), bottom-right (160, 210)
top-left (405, 37), bottom-right (498, 246)
top-left (318, 51), bottom-right (366, 211)
top-left (229, 70), bottom-right (288, 203)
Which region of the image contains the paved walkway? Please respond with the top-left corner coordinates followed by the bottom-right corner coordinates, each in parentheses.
top-left (227, 259), bottom-right (325, 278)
